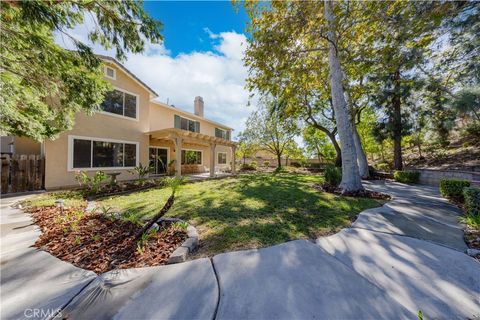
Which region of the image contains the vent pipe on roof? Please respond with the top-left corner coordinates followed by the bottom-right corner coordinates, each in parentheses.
top-left (194, 96), bottom-right (204, 117)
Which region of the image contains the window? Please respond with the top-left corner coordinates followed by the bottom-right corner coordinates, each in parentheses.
top-left (181, 150), bottom-right (202, 165)
top-left (69, 136), bottom-right (138, 170)
top-left (215, 128), bottom-right (230, 140)
top-left (104, 66), bottom-right (116, 79)
top-left (175, 115), bottom-right (199, 132)
top-left (217, 152), bottom-right (227, 165)
top-left (100, 89), bottom-right (138, 119)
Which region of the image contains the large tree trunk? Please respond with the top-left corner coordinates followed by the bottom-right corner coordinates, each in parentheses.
top-left (324, 0), bottom-right (363, 192)
top-left (277, 153), bottom-right (282, 168)
top-left (392, 71), bottom-right (403, 171)
top-left (352, 122), bottom-right (369, 179)
top-left (327, 132), bottom-right (342, 167)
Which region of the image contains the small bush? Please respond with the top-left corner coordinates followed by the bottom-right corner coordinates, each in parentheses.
top-left (375, 162), bottom-right (391, 172)
top-left (439, 179), bottom-right (470, 199)
top-left (240, 163), bottom-right (257, 171)
top-left (75, 171), bottom-right (108, 193)
top-left (290, 162), bottom-right (302, 168)
top-left (463, 187), bottom-right (480, 216)
top-left (263, 161), bottom-right (270, 167)
top-left (324, 165), bottom-right (341, 187)
top-left (393, 170), bottom-right (420, 184)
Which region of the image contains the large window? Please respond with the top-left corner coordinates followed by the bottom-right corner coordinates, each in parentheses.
top-left (100, 89), bottom-right (138, 119)
top-left (215, 128), bottom-right (230, 140)
top-left (70, 136), bottom-right (138, 170)
top-left (175, 115), bottom-right (199, 133)
top-left (217, 152), bottom-right (227, 165)
top-left (181, 150), bottom-right (202, 165)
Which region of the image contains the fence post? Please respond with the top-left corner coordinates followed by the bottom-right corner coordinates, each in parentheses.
top-left (1, 155), bottom-right (10, 194)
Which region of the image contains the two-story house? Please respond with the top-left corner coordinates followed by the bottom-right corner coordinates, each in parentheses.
top-left (2, 55), bottom-right (236, 190)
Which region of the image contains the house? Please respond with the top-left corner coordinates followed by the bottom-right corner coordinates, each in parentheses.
top-left (2, 55), bottom-right (236, 190)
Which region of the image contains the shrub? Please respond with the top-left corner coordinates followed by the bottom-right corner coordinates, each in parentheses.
top-left (129, 163), bottom-right (152, 184)
top-left (375, 162), bottom-right (391, 172)
top-left (290, 162), bottom-right (301, 168)
top-left (75, 171), bottom-right (108, 193)
top-left (263, 161), bottom-right (270, 167)
top-left (250, 160), bottom-right (257, 168)
top-left (324, 165), bottom-right (341, 187)
top-left (241, 162), bottom-right (257, 171)
top-left (439, 179), bottom-right (470, 199)
top-left (463, 187), bottom-right (480, 216)
top-left (393, 170), bottom-right (420, 184)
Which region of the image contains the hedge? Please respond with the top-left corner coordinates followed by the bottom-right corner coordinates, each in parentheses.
top-left (324, 165), bottom-right (341, 187)
top-left (463, 187), bottom-right (480, 216)
top-left (393, 170), bottom-right (420, 184)
top-left (439, 179), bottom-right (470, 199)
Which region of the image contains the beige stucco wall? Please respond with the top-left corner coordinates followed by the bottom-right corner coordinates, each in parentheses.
top-left (1, 136), bottom-right (41, 155)
top-left (149, 102), bottom-right (231, 136)
top-left (44, 63), bottom-right (152, 189)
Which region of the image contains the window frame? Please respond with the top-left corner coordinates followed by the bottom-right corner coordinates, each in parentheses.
top-left (217, 152), bottom-right (227, 165)
top-left (104, 66), bottom-right (117, 80)
top-left (178, 115), bottom-right (198, 133)
top-left (99, 86), bottom-right (140, 121)
top-left (68, 135), bottom-right (139, 171)
top-left (215, 128), bottom-right (227, 139)
top-left (181, 148), bottom-right (203, 165)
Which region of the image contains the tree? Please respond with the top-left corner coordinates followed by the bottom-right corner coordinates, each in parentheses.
top-left (0, 1), bottom-right (163, 140)
top-left (324, 0), bottom-right (363, 191)
top-left (283, 140), bottom-right (304, 166)
top-left (243, 98), bottom-right (297, 169)
top-left (235, 131), bottom-right (258, 164)
top-left (369, 1), bottom-right (452, 170)
top-left (302, 126), bottom-right (336, 164)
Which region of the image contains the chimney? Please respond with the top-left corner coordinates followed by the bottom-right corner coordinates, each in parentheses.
top-left (194, 96), bottom-right (204, 117)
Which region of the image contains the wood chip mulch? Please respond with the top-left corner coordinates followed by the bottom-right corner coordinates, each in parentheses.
top-left (312, 183), bottom-right (391, 200)
top-left (29, 206), bottom-right (187, 273)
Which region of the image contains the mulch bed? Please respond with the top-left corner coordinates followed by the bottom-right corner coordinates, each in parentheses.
top-left (29, 206), bottom-right (187, 273)
top-left (82, 181), bottom-right (160, 200)
top-left (313, 183), bottom-right (391, 200)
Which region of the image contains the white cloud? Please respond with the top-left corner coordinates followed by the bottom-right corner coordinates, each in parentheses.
top-left (55, 20), bottom-right (253, 138)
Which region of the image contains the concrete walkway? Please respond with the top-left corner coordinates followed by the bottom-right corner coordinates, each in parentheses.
top-left (1, 181), bottom-right (479, 319)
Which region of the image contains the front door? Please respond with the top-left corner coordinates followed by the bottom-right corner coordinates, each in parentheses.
top-left (149, 147), bottom-right (168, 174)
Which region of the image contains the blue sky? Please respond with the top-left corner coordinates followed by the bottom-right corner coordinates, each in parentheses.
top-left (59, 1), bottom-right (254, 136)
top-left (143, 1), bottom-right (249, 56)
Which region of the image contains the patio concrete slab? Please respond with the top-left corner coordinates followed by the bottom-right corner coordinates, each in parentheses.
top-left (359, 180), bottom-right (468, 251)
top-left (317, 228), bottom-right (480, 319)
top-left (1, 196), bottom-right (97, 320)
top-left (213, 240), bottom-right (414, 319)
top-left (59, 258), bottom-right (218, 320)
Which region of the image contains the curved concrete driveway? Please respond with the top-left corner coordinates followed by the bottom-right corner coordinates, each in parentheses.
top-left (1, 181), bottom-right (479, 319)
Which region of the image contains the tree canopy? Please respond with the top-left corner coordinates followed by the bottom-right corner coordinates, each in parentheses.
top-left (0, 0), bottom-right (163, 140)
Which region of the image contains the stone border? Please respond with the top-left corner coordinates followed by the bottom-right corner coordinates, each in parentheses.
top-left (154, 217), bottom-right (199, 264)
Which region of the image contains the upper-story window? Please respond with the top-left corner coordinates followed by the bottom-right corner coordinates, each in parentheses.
top-left (215, 128), bottom-right (230, 140)
top-left (174, 115), bottom-right (200, 133)
top-left (104, 66), bottom-right (116, 80)
top-left (100, 88), bottom-right (138, 119)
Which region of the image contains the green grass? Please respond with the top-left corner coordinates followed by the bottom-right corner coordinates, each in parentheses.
top-left (98, 173), bottom-right (380, 256)
top-left (24, 190), bottom-right (85, 208)
top-left (460, 213), bottom-right (480, 229)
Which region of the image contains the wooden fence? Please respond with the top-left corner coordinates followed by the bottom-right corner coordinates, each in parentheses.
top-left (1, 154), bottom-right (45, 194)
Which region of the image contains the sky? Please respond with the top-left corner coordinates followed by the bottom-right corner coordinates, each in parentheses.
top-left (56, 1), bottom-right (254, 138)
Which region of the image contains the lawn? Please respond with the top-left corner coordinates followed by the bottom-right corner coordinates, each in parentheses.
top-left (96, 173), bottom-right (380, 257)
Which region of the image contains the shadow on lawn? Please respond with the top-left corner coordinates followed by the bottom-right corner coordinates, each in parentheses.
top-left (115, 173), bottom-right (379, 255)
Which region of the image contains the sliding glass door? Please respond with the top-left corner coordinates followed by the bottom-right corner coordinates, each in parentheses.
top-left (149, 147), bottom-right (168, 175)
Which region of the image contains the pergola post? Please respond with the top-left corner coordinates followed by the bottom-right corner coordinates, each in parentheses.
top-left (231, 145), bottom-right (236, 174)
top-left (210, 143), bottom-right (216, 177)
top-left (174, 136), bottom-right (182, 177)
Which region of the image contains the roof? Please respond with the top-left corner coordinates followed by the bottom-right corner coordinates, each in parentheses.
top-left (150, 100), bottom-right (234, 131)
top-left (147, 128), bottom-right (236, 147)
top-left (97, 54), bottom-right (159, 98)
